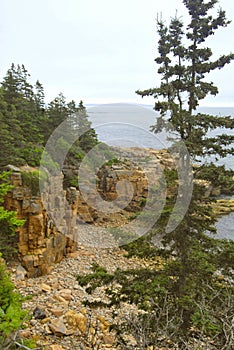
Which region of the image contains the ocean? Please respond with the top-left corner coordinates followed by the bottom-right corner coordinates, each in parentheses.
top-left (87, 103), bottom-right (234, 240)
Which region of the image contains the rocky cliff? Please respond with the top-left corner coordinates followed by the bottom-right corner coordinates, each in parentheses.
top-left (4, 149), bottom-right (174, 277)
top-left (4, 166), bottom-right (78, 277)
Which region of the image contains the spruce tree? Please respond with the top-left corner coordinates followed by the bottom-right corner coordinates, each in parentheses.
top-left (0, 64), bottom-right (44, 166)
top-left (75, 2), bottom-right (234, 346)
top-left (75, 100), bottom-right (98, 152)
top-left (46, 92), bottom-right (68, 130)
top-left (34, 80), bottom-right (45, 112)
top-left (136, 0), bottom-right (234, 314)
top-left (136, 0), bottom-right (234, 283)
top-left (136, 0), bottom-right (234, 159)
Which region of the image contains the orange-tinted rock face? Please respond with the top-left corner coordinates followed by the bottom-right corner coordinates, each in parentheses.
top-left (4, 168), bottom-right (76, 277)
top-left (4, 149), bottom-right (174, 276)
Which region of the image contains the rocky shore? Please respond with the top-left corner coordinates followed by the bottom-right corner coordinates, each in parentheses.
top-left (10, 245), bottom-right (152, 350)
top-left (4, 149), bottom-right (233, 348)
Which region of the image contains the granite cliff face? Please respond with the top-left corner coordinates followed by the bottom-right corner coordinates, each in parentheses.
top-left (4, 167), bottom-right (77, 277)
top-left (4, 149), bottom-right (174, 276)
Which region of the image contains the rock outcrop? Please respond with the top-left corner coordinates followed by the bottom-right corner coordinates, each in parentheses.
top-left (4, 149), bottom-right (175, 276)
top-left (4, 167), bottom-right (77, 277)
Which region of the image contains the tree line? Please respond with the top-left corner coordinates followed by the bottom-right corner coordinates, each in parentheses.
top-left (0, 63), bottom-right (98, 168)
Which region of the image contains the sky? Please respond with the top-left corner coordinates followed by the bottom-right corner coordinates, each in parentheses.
top-left (1, 0), bottom-right (234, 107)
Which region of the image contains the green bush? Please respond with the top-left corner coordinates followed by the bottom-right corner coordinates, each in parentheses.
top-left (0, 172), bottom-right (25, 259)
top-left (105, 157), bottom-right (121, 166)
top-left (0, 255), bottom-right (29, 347)
top-left (21, 171), bottom-right (40, 196)
top-left (195, 163), bottom-right (234, 195)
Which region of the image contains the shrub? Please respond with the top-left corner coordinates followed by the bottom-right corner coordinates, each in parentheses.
top-left (21, 171), bottom-right (40, 196)
top-left (195, 163), bottom-right (234, 195)
top-left (0, 172), bottom-right (25, 259)
top-left (0, 255), bottom-right (30, 348)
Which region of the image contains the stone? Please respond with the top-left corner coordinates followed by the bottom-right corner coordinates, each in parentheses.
top-left (97, 315), bottom-right (110, 333)
top-left (44, 324), bottom-right (53, 335)
top-left (53, 294), bottom-right (68, 304)
top-left (59, 288), bottom-right (72, 294)
top-left (18, 329), bottom-right (31, 338)
top-left (80, 308), bottom-right (87, 315)
top-left (16, 264), bottom-right (27, 280)
top-left (59, 293), bottom-right (72, 301)
top-left (102, 334), bottom-right (115, 345)
top-left (22, 199), bottom-right (30, 210)
top-left (5, 164), bottom-right (21, 172)
top-left (30, 201), bottom-right (42, 214)
top-left (41, 317), bottom-right (51, 324)
top-left (50, 346), bottom-right (65, 350)
top-left (51, 308), bottom-right (64, 317)
top-left (40, 283), bottom-right (52, 293)
top-left (65, 310), bottom-right (87, 333)
top-left (49, 319), bottom-right (68, 336)
top-left (33, 307), bottom-right (47, 320)
top-left (12, 239), bottom-right (163, 350)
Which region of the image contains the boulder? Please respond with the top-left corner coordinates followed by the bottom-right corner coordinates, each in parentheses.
top-left (33, 307), bottom-right (47, 320)
top-left (16, 264), bottom-right (27, 280)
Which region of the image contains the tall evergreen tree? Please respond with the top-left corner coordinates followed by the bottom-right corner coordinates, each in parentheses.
top-left (136, 0), bottom-right (234, 159)
top-left (34, 80), bottom-right (45, 112)
top-left (75, 1), bottom-right (234, 345)
top-left (1, 64), bottom-right (20, 105)
top-left (46, 93), bottom-right (68, 127)
top-left (73, 100), bottom-right (98, 152)
top-left (135, 0), bottom-right (234, 292)
top-left (0, 90), bottom-right (16, 166)
top-left (0, 64), bottom-right (44, 166)
top-left (135, 0), bottom-right (234, 306)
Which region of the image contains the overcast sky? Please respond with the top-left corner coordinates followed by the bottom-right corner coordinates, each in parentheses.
top-left (1, 0), bottom-right (234, 106)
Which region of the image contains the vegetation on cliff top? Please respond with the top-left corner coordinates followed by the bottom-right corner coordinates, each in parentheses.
top-left (0, 64), bottom-right (98, 169)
